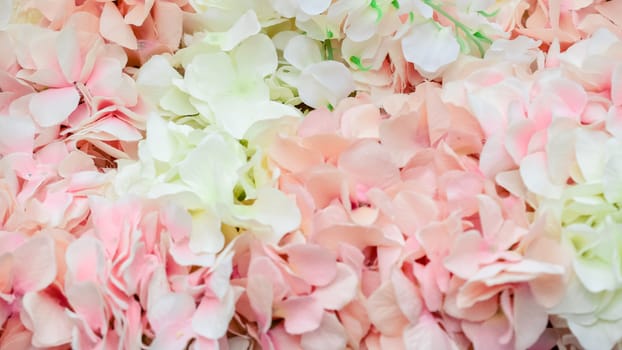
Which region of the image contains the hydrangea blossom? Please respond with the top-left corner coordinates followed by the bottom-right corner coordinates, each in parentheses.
top-left (115, 115), bottom-right (301, 258)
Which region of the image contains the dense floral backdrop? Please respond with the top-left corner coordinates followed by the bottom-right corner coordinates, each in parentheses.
top-left (1, 0), bottom-right (622, 349)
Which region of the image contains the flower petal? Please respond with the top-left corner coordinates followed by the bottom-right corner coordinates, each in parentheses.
top-left (29, 87), bottom-right (80, 127)
top-left (401, 22), bottom-right (460, 78)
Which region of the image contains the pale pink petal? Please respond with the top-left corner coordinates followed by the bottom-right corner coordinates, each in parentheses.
top-left (338, 300), bottom-right (370, 347)
top-left (300, 313), bottom-right (347, 350)
top-left (313, 225), bottom-right (395, 251)
top-left (340, 104), bottom-right (382, 139)
top-left (65, 235), bottom-right (107, 284)
top-left (0, 117), bottom-right (35, 155)
top-left (444, 231), bottom-right (486, 279)
top-left (462, 314), bottom-right (513, 350)
top-left (269, 136), bottom-right (323, 173)
top-left (394, 192), bottom-right (439, 235)
top-left (312, 263), bottom-right (358, 310)
top-left (513, 286), bottom-right (548, 350)
top-left (191, 289), bottom-right (236, 339)
top-left (21, 292), bottom-right (74, 347)
top-left (366, 282), bottom-right (409, 336)
top-left (286, 244), bottom-right (337, 287)
top-left (338, 140), bottom-right (400, 190)
top-left (12, 235), bottom-right (57, 293)
top-left (612, 64), bottom-right (622, 107)
top-left (29, 87), bottom-right (80, 127)
top-left (391, 268), bottom-right (423, 323)
top-left (247, 275), bottom-right (274, 334)
top-left (65, 283), bottom-right (107, 335)
top-left (148, 293), bottom-right (195, 349)
top-left (278, 296), bottom-right (324, 334)
top-left (403, 314), bottom-right (459, 350)
top-left (266, 324), bottom-right (302, 349)
top-left (153, 2), bottom-right (183, 51)
top-left (56, 26), bottom-right (83, 83)
top-left (100, 2), bottom-right (138, 49)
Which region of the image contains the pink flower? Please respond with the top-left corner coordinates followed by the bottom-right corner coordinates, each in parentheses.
top-left (3, 24), bottom-right (146, 160)
top-left (0, 143), bottom-right (112, 236)
top-left (13, 0), bottom-right (193, 65)
top-left (517, 0), bottom-right (622, 45)
top-left (254, 84), bottom-right (569, 349)
top-left (230, 235), bottom-right (358, 348)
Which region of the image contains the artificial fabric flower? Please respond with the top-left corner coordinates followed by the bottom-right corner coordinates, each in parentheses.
top-left (1, 24), bottom-right (146, 160)
top-left (115, 115), bottom-right (301, 259)
top-left (8, 0), bottom-right (195, 65)
top-left (519, 125), bottom-right (622, 350)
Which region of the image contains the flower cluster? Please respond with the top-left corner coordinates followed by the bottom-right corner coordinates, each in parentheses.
top-left (2, 0), bottom-right (622, 349)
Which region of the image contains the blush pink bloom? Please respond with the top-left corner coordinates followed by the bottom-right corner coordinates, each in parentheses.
top-left (441, 38), bottom-right (599, 190)
top-left (230, 235), bottom-right (358, 349)
top-left (2, 24), bottom-right (146, 161)
top-left (517, 0), bottom-right (622, 45)
top-left (0, 143), bottom-right (112, 236)
top-left (12, 0), bottom-right (194, 65)
top-left (248, 85), bottom-right (567, 349)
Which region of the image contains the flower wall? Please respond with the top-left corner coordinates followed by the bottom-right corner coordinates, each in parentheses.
top-left (1, 0), bottom-right (622, 349)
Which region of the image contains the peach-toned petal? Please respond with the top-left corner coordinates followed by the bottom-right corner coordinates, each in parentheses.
top-left (338, 140), bottom-right (400, 190)
top-left (366, 282), bottom-right (409, 336)
top-left (286, 243), bottom-right (337, 287)
top-left (100, 2), bottom-right (138, 50)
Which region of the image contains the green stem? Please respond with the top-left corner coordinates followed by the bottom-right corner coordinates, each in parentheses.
top-left (477, 9), bottom-right (500, 18)
top-left (422, 0), bottom-right (486, 57)
top-left (370, 0), bottom-right (383, 21)
top-left (323, 39), bottom-right (334, 60)
top-left (349, 56), bottom-right (372, 71)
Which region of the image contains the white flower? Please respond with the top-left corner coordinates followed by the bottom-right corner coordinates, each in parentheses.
top-left (283, 34), bottom-right (355, 108)
top-left (401, 21), bottom-right (461, 78)
top-left (521, 125), bottom-right (622, 350)
top-left (176, 34), bottom-right (302, 138)
top-left (115, 115), bottom-right (301, 255)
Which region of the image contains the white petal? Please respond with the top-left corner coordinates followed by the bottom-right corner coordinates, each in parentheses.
top-left (178, 132), bottom-right (245, 204)
top-left (575, 128), bottom-right (608, 183)
top-left (210, 97), bottom-right (300, 139)
top-left (234, 34), bottom-right (277, 78)
top-left (298, 0), bottom-right (331, 15)
top-left (568, 318), bottom-right (622, 350)
top-left (189, 211), bottom-right (224, 254)
top-left (203, 10), bottom-right (261, 51)
top-left (283, 35), bottom-right (322, 70)
top-left (344, 8), bottom-right (378, 42)
top-left (145, 116), bottom-right (177, 162)
top-left (603, 154), bottom-right (622, 203)
top-left (184, 53), bottom-right (235, 101)
top-left (298, 61), bottom-right (355, 108)
top-left (401, 22), bottom-right (460, 78)
top-left (519, 152), bottom-right (563, 198)
top-left (230, 187), bottom-right (301, 243)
